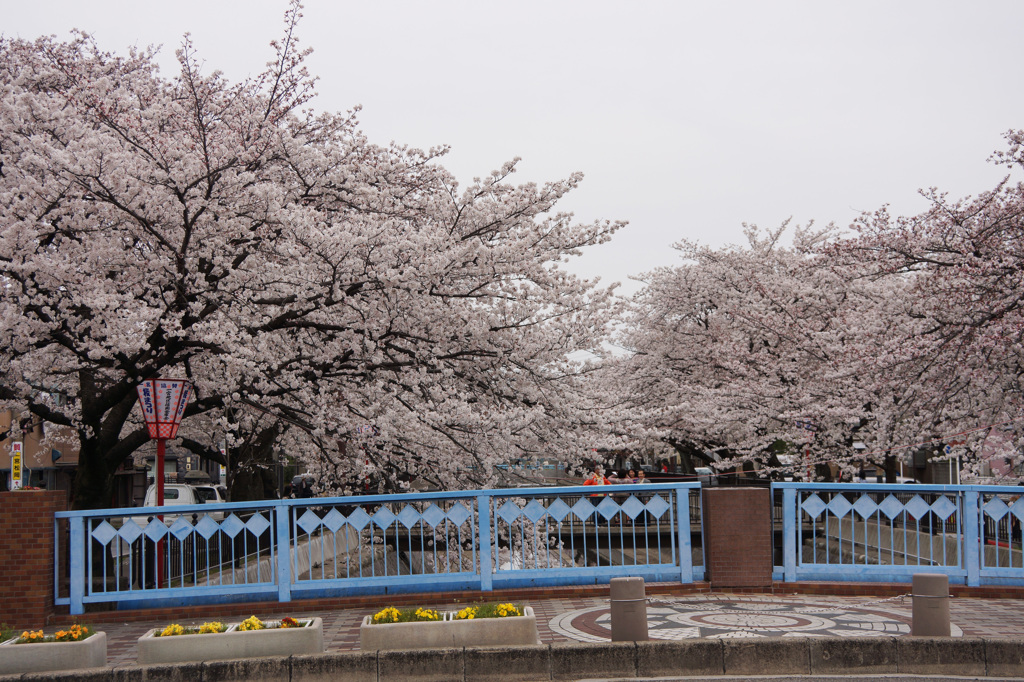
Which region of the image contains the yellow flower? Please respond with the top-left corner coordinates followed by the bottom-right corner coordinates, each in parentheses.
top-left (372, 607), bottom-right (401, 624)
top-left (239, 615), bottom-right (265, 631)
top-left (13, 625), bottom-right (91, 644)
top-left (54, 624), bottom-right (91, 642)
top-left (454, 606), bottom-right (478, 620)
top-left (160, 623), bottom-right (184, 637)
top-left (414, 608), bottom-right (439, 621)
top-left (198, 622), bottom-right (225, 634)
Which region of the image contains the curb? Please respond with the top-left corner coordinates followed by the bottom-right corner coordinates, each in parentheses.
top-left (2, 636), bottom-right (1023, 681)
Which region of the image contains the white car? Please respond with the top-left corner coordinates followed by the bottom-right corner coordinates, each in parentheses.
top-left (695, 467), bottom-right (718, 486)
top-left (141, 483), bottom-right (201, 508)
top-left (192, 484), bottom-right (228, 521)
top-left (129, 483), bottom-right (224, 527)
top-left (192, 484), bottom-right (228, 505)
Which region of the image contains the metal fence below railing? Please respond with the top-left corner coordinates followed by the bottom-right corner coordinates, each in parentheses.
top-left (774, 482), bottom-right (1024, 586)
top-left (55, 482), bottom-right (703, 614)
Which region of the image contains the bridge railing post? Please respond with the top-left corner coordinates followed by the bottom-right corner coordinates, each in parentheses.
top-left (476, 493), bottom-right (493, 591)
top-left (782, 487), bottom-right (797, 582)
top-left (68, 515), bottom-right (85, 615)
top-left (275, 500), bottom-right (292, 602)
top-left (675, 486), bottom-right (693, 582)
top-left (963, 489), bottom-right (980, 587)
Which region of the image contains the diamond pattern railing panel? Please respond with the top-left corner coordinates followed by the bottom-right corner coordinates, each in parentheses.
top-left (90, 521), bottom-right (117, 547)
top-left (58, 482), bottom-right (1024, 617)
top-left (546, 498), bottom-right (572, 523)
top-left (322, 509), bottom-right (347, 534)
top-left (800, 494), bottom-right (827, 519)
top-left (571, 497), bottom-right (596, 521)
top-left (447, 503), bottom-right (472, 526)
top-left (878, 495), bottom-right (905, 520)
top-left (59, 482), bottom-right (705, 615)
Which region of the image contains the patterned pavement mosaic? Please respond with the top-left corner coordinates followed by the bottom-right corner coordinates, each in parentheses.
top-left (83, 592), bottom-right (1024, 666)
top-left (546, 596), bottom-right (948, 641)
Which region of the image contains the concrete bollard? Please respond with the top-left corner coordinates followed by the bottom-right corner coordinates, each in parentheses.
top-left (911, 573), bottom-right (950, 636)
top-left (610, 576), bottom-right (648, 641)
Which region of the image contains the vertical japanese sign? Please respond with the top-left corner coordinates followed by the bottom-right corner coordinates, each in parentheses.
top-left (11, 441), bottom-right (22, 489)
top-left (137, 382), bottom-right (157, 432)
top-left (136, 379), bottom-right (192, 439)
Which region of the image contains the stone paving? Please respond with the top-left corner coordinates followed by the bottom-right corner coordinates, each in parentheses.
top-left (89, 592), bottom-right (1024, 666)
top-left (545, 596), bottom-right (922, 641)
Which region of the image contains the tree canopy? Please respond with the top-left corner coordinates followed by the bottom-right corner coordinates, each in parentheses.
top-left (622, 131), bottom-right (1024, 482)
top-left (4, 3), bottom-right (1022, 503)
top-left (0, 4), bottom-right (624, 507)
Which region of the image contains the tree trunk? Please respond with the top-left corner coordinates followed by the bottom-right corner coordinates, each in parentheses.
top-left (883, 455), bottom-right (899, 483)
top-left (227, 425), bottom-right (282, 502)
top-left (667, 439), bottom-right (714, 475)
top-left (70, 438), bottom-right (117, 510)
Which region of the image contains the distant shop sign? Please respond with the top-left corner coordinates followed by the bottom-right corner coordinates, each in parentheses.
top-left (11, 441), bottom-right (22, 489)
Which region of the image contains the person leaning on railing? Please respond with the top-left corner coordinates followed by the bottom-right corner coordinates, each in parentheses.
top-left (583, 466), bottom-right (607, 497)
top-left (634, 469), bottom-right (653, 519)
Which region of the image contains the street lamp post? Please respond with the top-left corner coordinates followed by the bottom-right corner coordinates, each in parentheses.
top-left (136, 378), bottom-right (192, 588)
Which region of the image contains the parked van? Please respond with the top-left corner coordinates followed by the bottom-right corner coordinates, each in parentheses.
top-left (192, 484), bottom-right (227, 505)
top-left (142, 483), bottom-right (201, 508)
top-left (131, 483), bottom-right (224, 525)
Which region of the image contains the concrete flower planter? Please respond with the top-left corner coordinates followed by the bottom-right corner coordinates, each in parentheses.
top-left (137, 618), bottom-right (323, 664)
top-left (360, 606), bottom-right (539, 650)
top-left (0, 631), bottom-right (107, 674)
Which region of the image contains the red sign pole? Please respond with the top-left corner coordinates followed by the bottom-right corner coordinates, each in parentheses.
top-left (136, 378), bottom-right (192, 590)
top-left (156, 437), bottom-right (166, 588)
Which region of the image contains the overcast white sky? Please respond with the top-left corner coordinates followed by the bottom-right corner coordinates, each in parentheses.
top-left (5, 1), bottom-right (1024, 294)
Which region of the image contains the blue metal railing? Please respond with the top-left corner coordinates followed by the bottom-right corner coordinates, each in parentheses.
top-left (55, 482), bottom-right (703, 614)
top-left (774, 482), bottom-right (1024, 586)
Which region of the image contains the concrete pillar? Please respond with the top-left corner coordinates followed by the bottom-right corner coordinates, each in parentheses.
top-left (911, 573), bottom-right (950, 636)
top-left (610, 576), bottom-right (648, 641)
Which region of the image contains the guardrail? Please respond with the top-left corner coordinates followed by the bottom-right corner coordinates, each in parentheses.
top-left (55, 482), bottom-right (703, 614)
top-left (774, 482), bottom-right (1024, 586)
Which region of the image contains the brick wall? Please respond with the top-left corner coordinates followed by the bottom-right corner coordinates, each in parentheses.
top-left (703, 487), bottom-right (772, 588)
top-left (0, 490), bottom-right (65, 628)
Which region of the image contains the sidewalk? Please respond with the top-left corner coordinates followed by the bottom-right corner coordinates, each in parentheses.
top-left (86, 589), bottom-right (1024, 666)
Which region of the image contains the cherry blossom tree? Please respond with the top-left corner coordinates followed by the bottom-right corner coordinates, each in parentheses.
top-left (624, 132), bottom-right (1024, 482)
top-left (833, 130), bottom-right (1024, 478)
top-left (620, 223), bottom-right (858, 476)
top-left (620, 220), bottom-right (952, 480)
top-left (0, 4), bottom-right (623, 508)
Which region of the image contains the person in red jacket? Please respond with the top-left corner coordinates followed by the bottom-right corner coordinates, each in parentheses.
top-left (582, 466), bottom-right (607, 487)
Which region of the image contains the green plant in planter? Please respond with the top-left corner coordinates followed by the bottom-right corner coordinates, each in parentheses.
top-left (453, 603), bottom-right (522, 620)
top-left (157, 622), bottom-right (226, 636)
top-left (13, 624), bottom-right (93, 643)
top-left (370, 607), bottom-right (441, 624)
top-left (0, 623), bottom-right (13, 643)
top-left (368, 603), bottom-right (524, 624)
top-left (237, 615), bottom-right (307, 631)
